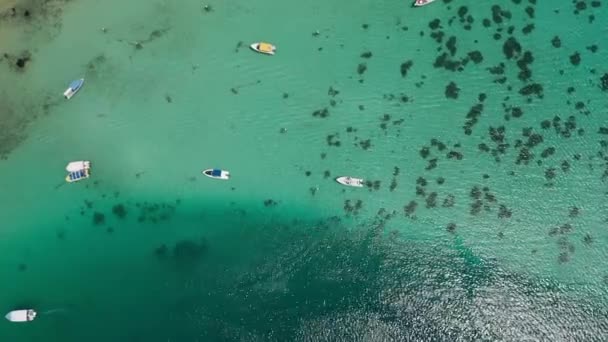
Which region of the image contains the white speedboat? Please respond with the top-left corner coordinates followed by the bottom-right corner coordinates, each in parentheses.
top-left (250, 42), bottom-right (276, 55)
top-left (66, 160), bottom-right (91, 172)
top-left (414, 0), bottom-right (436, 6)
top-left (63, 78), bottom-right (84, 99)
top-left (335, 176), bottom-right (364, 187)
top-left (5, 309), bottom-right (37, 322)
top-left (66, 168), bottom-right (90, 183)
top-left (202, 168), bottom-right (230, 180)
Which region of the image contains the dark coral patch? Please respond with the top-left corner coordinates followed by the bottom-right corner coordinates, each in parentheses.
top-left (426, 192), bottom-right (437, 208)
top-left (420, 147), bottom-right (430, 159)
top-left (519, 83), bottom-right (543, 98)
top-left (511, 107), bottom-right (523, 118)
top-left (442, 195), bottom-right (455, 208)
top-left (569, 52), bottom-right (581, 66)
top-left (498, 205), bottom-right (512, 219)
top-left (400, 60), bottom-right (413, 77)
top-left (503, 37), bottom-right (521, 59)
top-left (404, 201), bottom-right (417, 217)
top-left (445, 82), bottom-right (460, 99)
top-left (468, 50), bottom-right (483, 64)
top-left (263, 199), bottom-right (278, 207)
top-left (112, 204), bottom-right (127, 219)
top-left (359, 139), bottom-right (372, 150)
top-left (154, 244), bottom-right (168, 258)
top-left (357, 63), bottom-right (367, 75)
top-left (312, 108), bottom-right (329, 118)
top-left (360, 51), bottom-right (372, 59)
top-left (600, 73), bottom-right (608, 91)
top-left (93, 212), bottom-right (105, 225)
top-left (172, 238), bottom-right (208, 265)
top-left (446, 222), bottom-right (456, 233)
top-left (522, 23), bottom-right (535, 35)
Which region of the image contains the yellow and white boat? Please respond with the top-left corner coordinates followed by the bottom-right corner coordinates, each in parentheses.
top-left (250, 42), bottom-right (276, 55)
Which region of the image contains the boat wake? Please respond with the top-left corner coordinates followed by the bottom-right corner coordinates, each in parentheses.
top-left (41, 308), bottom-right (68, 315)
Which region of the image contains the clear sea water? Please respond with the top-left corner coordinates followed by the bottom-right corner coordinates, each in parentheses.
top-left (1, 0), bottom-right (608, 340)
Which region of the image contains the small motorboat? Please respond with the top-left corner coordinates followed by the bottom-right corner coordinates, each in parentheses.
top-left (250, 42), bottom-right (276, 55)
top-left (66, 160), bottom-right (91, 172)
top-left (414, 0), bottom-right (436, 6)
top-left (63, 78), bottom-right (84, 99)
top-left (66, 168), bottom-right (90, 183)
top-left (335, 176), bottom-right (364, 188)
top-left (5, 309), bottom-right (37, 322)
top-left (202, 168), bottom-right (230, 180)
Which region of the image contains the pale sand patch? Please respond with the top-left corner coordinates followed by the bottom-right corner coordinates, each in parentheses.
top-left (0, 1), bottom-right (20, 42)
top-left (0, 0), bottom-right (19, 13)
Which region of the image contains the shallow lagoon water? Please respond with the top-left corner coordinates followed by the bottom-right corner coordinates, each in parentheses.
top-left (1, 0), bottom-right (608, 340)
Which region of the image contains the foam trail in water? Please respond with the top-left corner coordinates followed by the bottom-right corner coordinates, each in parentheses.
top-left (42, 308), bottom-right (67, 315)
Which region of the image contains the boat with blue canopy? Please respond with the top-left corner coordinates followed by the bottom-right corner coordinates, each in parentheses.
top-left (66, 168), bottom-right (90, 183)
top-left (64, 78), bottom-right (84, 99)
top-left (202, 168), bottom-right (230, 180)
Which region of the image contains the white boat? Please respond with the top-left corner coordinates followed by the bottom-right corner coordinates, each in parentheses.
top-left (250, 42), bottom-right (276, 55)
top-left (335, 176), bottom-right (364, 187)
top-left (66, 161), bottom-right (91, 172)
top-left (202, 168), bottom-right (230, 180)
top-left (5, 309), bottom-right (37, 322)
top-left (66, 168), bottom-right (90, 183)
top-left (63, 78), bottom-right (84, 99)
top-left (414, 0), bottom-right (436, 6)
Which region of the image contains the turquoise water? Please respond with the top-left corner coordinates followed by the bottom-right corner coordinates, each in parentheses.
top-left (1, 0), bottom-right (608, 340)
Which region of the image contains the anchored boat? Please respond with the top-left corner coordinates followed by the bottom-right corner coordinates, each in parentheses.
top-left (202, 168), bottom-right (230, 180)
top-left (250, 42), bottom-right (276, 55)
top-left (335, 176), bottom-right (364, 188)
top-left (5, 309), bottom-right (37, 322)
top-left (64, 78), bottom-right (84, 99)
top-left (414, 0), bottom-right (436, 6)
top-left (66, 168), bottom-right (90, 183)
top-left (66, 161), bottom-right (91, 172)
top-left (65, 160), bottom-right (91, 183)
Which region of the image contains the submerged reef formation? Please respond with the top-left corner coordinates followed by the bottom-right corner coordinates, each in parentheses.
top-left (154, 237), bottom-right (208, 270)
top-left (388, 0), bottom-right (607, 268)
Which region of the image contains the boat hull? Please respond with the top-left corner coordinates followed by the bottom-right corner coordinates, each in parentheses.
top-left (64, 78), bottom-right (84, 99)
top-left (414, 0), bottom-right (436, 6)
top-left (202, 169), bottom-right (230, 180)
top-left (66, 160), bottom-right (91, 172)
top-left (5, 309), bottom-right (36, 322)
top-left (336, 176), bottom-right (364, 187)
top-left (250, 43), bottom-right (276, 55)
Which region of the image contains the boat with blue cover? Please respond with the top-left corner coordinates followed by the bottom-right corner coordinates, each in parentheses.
top-left (64, 78), bottom-right (84, 99)
top-left (202, 168), bottom-right (230, 180)
top-left (66, 168), bottom-right (90, 183)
